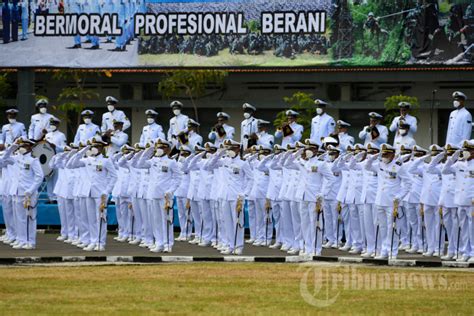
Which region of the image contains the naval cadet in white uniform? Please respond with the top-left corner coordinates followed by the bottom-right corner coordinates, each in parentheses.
top-left (0, 109), bottom-right (27, 146)
top-left (446, 91), bottom-right (472, 147)
top-left (389, 101), bottom-right (418, 146)
top-left (208, 112), bottom-right (235, 147)
top-left (101, 96), bottom-right (131, 133)
top-left (73, 110), bottom-right (101, 146)
top-left (310, 99), bottom-right (336, 146)
top-left (241, 103), bottom-right (258, 151)
top-left (359, 112), bottom-right (388, 146)
top-left (275, 110), bottom-right (303, 147)
top-left (139, 109), bottom-right (165, 146)
top-left (167, 101), bottom-right (189, 147)
top-left (28, 99), bottom-right (54, 141)
top-left (256, 119), bottom-right (274, 148)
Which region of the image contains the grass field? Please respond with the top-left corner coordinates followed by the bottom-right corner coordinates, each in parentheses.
top-left (0, 263), bottom-right (473, 315)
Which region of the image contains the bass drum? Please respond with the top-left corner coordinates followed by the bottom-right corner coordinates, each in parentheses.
top-left (32, 141), bottom-right (56, 177)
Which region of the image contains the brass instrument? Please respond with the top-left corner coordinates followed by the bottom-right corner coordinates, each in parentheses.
top-left (281, 123), bottom-right (294, 137)
top-left (213, 124), bottom-right (226, 138)
top-left (177, 131), bottom-right (189, 145)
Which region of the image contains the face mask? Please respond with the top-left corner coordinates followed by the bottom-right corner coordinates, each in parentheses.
top-left (90, 147), bottom-right (99, 156)
top-left (399, 129), bottom-right (408, 136)
top-left (18, 147), bottom-right (27, 155)
top-left (85, 150), bottom-right (93, 157)
top-left (316, 108), bottom-right (323, 115)
top-left (382, 157), bottom-right (391, 164)
top-left (243, 113), bottom-right (251, 119)
top-left (155, 148), bottom-right (164, 157)
top-left (356, 153), bottom-right (366, 162)
top-left (258, 154), bottom-right (265, 160)
top-left (48, 125), bottom-right (57, 132)
top-left (84, 118), bottom-right (92, 125)
top-left (462, 150), bottom-right (471, 160)
top-left (107, 105), bottom-right (115, 112)
top-left (453, 101), bottom-right (461, 108)
top-left (178, 156), bottom-right (185, 163)
top-left (39, 107), bottom-right (47, 114)
top-left (147, 118), bottom-right (155, 125)
top-left (173, 109), bottom-right (181, 116)
top-left (227, 150), bottom-right (237, 158)
top-left (8, 118), bottom-right (16, 124)
top-left (328, 154), bottom-right (336, 162)
top-left (305, 150), bottom-right (314, 159)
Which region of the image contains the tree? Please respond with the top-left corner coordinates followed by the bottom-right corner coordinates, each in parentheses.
top-left (158, 70), bottom-right (228, 123)
top-left (383, 94), bottom-right (419, 127)
top-left (0, 73), bottom-right (12, 108)
top-left (274, 92), bottom-right (316, 140)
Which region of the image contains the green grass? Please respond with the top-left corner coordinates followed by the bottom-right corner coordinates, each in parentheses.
top-left (0, 263), bottom-right (473, 315)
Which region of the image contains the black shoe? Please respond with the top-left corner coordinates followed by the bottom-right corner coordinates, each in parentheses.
top-left (89, 45), bottom-right (100, 49)
top-left (84, 39), bottom-right (92, 43)
top-left (68, 44), bottom-right (82, 49)
top-left (108, 47), bottom-right (124, 52)
top-left (105, 39), bottom-right (112, 43)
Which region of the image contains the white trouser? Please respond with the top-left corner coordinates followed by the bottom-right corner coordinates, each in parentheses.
top-left (72, 197), bottom-right (81, 241)
top-left (398, 202), bottom-right (409, 246)
top-left (424, 205), bottom-right (440, 253)
top-left (115, 197), bottom-right (127, 238)
top-left (247, 199), bottom-right (257, 240)
top-left (127, 197), bottom-right (140, 240)
top-left (210, 200), bottom-right (219, 243)
top-left (46, 172), bottom-right (58, 201)
top-left (340, 203), bottom-right (351, 247)
top-left (348, 204), bottom-right (364, 250)
top-left (190, 199), bottom-right (201, 239)
top-left (151, 198), bottom-right (174, 248)
top-left (2, 195), bottom-right (16, 241)
top-left (199, 199), bottom-right (213, 243)
top-left (79, 197), bottom-right (90, 245)
top-left (142, 198), bottom-right (154, 244)
top-left (218, 199), bottom-right (227, 246)
top-left (363, 203), bottom-right (376, 254)
top-left (224, 199), bottom-right (244, 251)
top-left (323, 199), bottom-right (337, 245)
top-left (405, 202), bottom-right (421, 250)
top-left (176, 197), bottom-right (187, 238)
top-left (86, 197), bottom-right (107, 247)
top-left (271, 200), bottom-right (282, 244)
top-left (302, 201), bottom-right (320, 255)
top-left (57, 197), bottom-right (74, 239)
top-left (64, 198), bottom-right (76, 239)
top-left (456, 206), bottom-right (471, 257)
top-left (441, 207), bottom-right (457, 256)
top-left (14, 194), bottom-right (38, 246)
top-left (376, 205), bottom-right (400, 258)
top-left (280, 200), bottom-right (293, 248)
top-left (469, 207), bottom-right (474, 257)
top-left (290, 201), bottom-right (302, 250)
top-left (255, 198), bottom-right (272, 244)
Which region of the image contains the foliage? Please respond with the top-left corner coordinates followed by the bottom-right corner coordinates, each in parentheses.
top-left (383, 94), bottom-right (420, 127)
top-left (0, 73), bottom-right (12, 107)
top-left (158, 70), bottom-right (228, 122)
top-left (51, 70), bottom-right (102, 125)
top-left (274, 92), bottom-right (316, 140)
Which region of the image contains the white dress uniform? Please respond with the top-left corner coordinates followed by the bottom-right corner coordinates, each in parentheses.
top-left (442, 152), bottom-right (474, 261)
top-left (275, 122), bottom-right (303, 147)
top-left (187, 131), bottom-right (203, 150)
top-left (137, 147), bottom-right (180, 252)
top-left (208, 124), bottom-right (235, 147)
top-left (139, 122), bottom-right (165, 146)
top-left (265, 153), bottom-right (285, 247)
top-left (365, 152), bottom-right (411, 259)
top-left (241, 116), bottom-right (258, 150)
top-left (359, 124), bottom-right (389, 146)
top-left (0, 121), bottom-right (27, 145)
top-left (393, 134), bottom-right (416, 150)
top-left (256, 131), bottom-right (274, 148)
top-left (28, 113), bottom-right (54, 140)
top-left (389, 114), bottom-right (418, 146)
top-left (113, 153), bottom-right (135, 244)
top-left (73, 122), bottom-right (100, 146)
top-left (338, 132), bottom-right (355, 150)
top-left (206, 150), bottom-right (252, 254)
top-left (167, 114), bottom-right (189, 143)
top-left (107, 130), bottom-right (128, 156)
top-left (310, 113), bottom-right (336, 146)
top-left (101, 110), bottom-right (131, 132)
top-left (175, 155), bottom-right (193, 240)
top-left (45, 130), bottom-right (67, 152)
top-left (446, 107), bottom-right (472, 146)
top-left (68, 148), bottom-right (118, 250)
top-left (3, 148), bottom-right (44, 249)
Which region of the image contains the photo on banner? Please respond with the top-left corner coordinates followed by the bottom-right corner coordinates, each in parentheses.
top-left (0, 0), bottom-right (472, 68)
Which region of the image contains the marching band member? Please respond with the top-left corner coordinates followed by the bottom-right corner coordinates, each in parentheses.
top-left (29, 99), bottom-right (54, 141)
top-left (275, 110), bottom-right (303, 147)
top-left (390, 102), bottom-right (418, 145)
top-left (139, 109), bottom-right (165, 146)
top-left (337, 120), bottom-right (354, 149)
top-left (167, 101), bottom-right (189, 148)
top-left (393, 123), bottom-right (416, 150)
top-left (182, 119), bottom-right (203, 151)
top-left (208, 112), bottom-right (235, 147)
top-left (255, 119), bottom-right (274, 148)
top-left (0, 108), bottom-right (27, 146)
top-left (101, 96), bottom-right (131, 133)
top-left (73, 110), bottom-right (100, 146)
top-left (174, 146), bottom-right (193, 241)
top-left (310, 99), bottom-right (336, 146)
top-left (241, 103), bottom-right (258, 151)
top-left (359, 112), bottom-right (388, 146)
top-left (446, 91), bottom-right (472, 147)
top-left (105, 119), bottom-right (128, 156)
top-left (44, 117), bottom-right (67, 201)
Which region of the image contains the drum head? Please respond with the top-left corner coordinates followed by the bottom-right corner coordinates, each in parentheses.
top-left (32, 141), bottom-right (56, 177)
